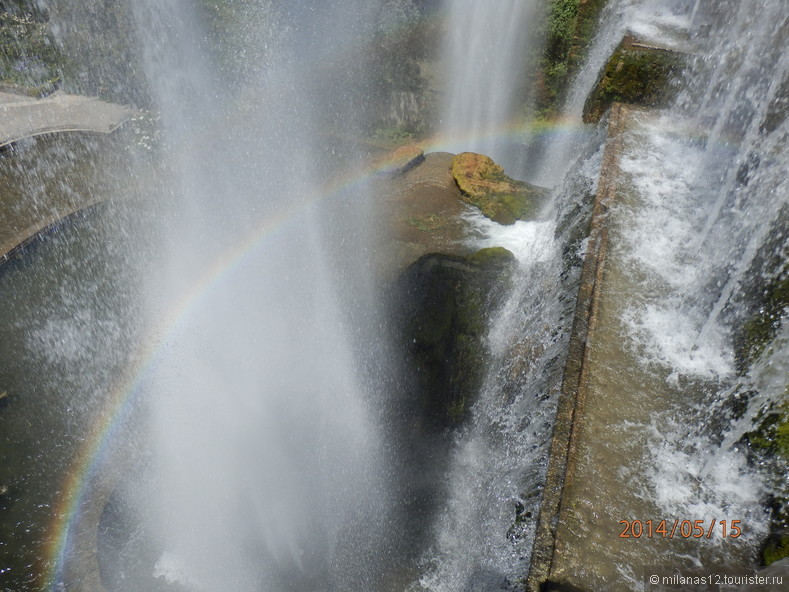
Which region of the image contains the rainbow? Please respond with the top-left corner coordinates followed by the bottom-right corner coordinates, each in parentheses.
top-left (39, 98), bottom-right (589, 592)
top-left (39, 133), bottom-right (404, 590)
top-left (40, 116), bottom-right (588, 589)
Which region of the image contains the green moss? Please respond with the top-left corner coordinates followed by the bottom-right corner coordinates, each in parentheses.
top-left (740, 272), bottom-right (789, 369)
top-left (744, 400), bottom-right (789, 462)
top-left (501, 192), bottom-right (536, 220)
top-left (407, 214), bottom-right (447, 232)
top-left (534, 0), bottom-right (610, 119)
top-left (764, 535), bottom-right (789, 565)
top-left (466, 247), bottom-right (516, 267)
top-left (777, 420), bottom-right (789, 460)
top-left (583, 42), bottom-right (684, 123)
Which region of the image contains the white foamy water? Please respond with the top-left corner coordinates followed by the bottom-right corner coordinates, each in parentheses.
top-left (617, 115), bottom-right (735, 381)
top-left (153, 552), bottom-right (203, 589)
top-left (613, 60), bottom-right (787, 561)
top-left (414, 127), bottom-right (605, 590)
top-left (462, 208), bottom-right (557, 265)
top-left (532, 0), bottom-right (697, 187)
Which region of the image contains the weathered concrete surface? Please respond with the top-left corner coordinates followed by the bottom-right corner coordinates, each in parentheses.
top-left (0, 91), bottom-right (133, 148)
top-left (526, 104), bottom-right (759, 591)
top-left (0, 91), bottom-right (135, 263)
top-left (526, 102), bottom-right (631, 592)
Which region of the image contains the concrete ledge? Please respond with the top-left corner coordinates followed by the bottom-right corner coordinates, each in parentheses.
top-left (0, 91), bottom-right (136, 264)
top-left (526, 103), bottom-right (629, 592)
top-left (0, 91), bottom-right (134, 148)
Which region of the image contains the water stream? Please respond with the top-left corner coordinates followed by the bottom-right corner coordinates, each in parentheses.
top-left (438, 0), bottom-right (540, 168)
top-left (0, 1), bottom-right (786, 591)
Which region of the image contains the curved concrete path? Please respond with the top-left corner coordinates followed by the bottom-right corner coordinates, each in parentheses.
top-left (0, 91), bottom-right (133, 149)
top-left (0, 91), bottom-right (135, 263)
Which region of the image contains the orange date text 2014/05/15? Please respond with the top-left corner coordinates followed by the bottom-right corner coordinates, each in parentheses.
top-left (619, 519), bottom-right (742, 539)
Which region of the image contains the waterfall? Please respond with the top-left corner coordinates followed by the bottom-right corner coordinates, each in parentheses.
top-left (0, 0), bottom-right (786, 589)
top-left (413, 146), bottom-right (605, 591)
top-left (418, 0), bottom-right (788, 589)
top-left (438, 0), bottom-right (540, 166)
top-left (414, 3), bottom-right (607, 589)
top-left (94, 2), bottom-right (397, 590)
top-left (622, 0), bottom-right (789, 567)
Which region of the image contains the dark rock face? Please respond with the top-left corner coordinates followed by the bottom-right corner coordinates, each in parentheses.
top-left (392, 247), bottom-right (516, 430)
top-left (583, 36), bottom-right (686, 123)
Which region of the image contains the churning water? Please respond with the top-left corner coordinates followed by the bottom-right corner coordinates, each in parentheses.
top-left (416, 0), bottom-right (788, 590)
top-left (1, 0), bottom-right (787, 591)
top-left (109, 2), bottom-right (400, 591)
top-left (616, 0), bottom-right (789, 575)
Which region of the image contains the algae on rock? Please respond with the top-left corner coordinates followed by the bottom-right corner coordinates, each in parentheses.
top-left (736, 252), bottom-right (789, 566)
top-left (451, 152), bottom-right (547, 225)
top-left (583, 37), bottom-right (685, 123)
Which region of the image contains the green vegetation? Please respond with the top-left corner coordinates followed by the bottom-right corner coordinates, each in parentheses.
top-left (764, 534), bottom-right (789, 566)
top-left (0, 7), bottom-right (65, 94)
top-left (736, 253), bottom-right (788, 566)
top-left (739, 269), bottom-right (789, 370)
top-left (373, 125), bottom-right (416, 146)
top-left (582, 41), bottom-right (684, 123)
top-left (744, 399), bottom-right (789, 462)
top-left (534, 0), bottom-right (609, 119)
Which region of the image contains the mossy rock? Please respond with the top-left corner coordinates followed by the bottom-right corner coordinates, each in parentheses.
top-left (741, 394), bottom-right (789, 568)
top-left (764, 534), bottom-right (789, 565)
top-left (466, 246), bottom-right (517, 266)
top-left (743, 399), bottom-right (789, 462)
top-left (451, 152), bottom-right (546, 225)
top-left (583, 37), bottom-right (685, 123)
top-left (739, 271), bottom-right (789, 370)
top-left (393, 248), bottom-right (516, 429)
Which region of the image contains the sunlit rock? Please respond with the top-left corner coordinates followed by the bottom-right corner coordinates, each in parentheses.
top-left (451, 152), bottom-right (546, 225)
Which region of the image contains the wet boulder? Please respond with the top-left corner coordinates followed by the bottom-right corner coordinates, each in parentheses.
top-left (393, 247), bottom-right (516, 429)
top-left (451, 152), bottom-right (547, 225)
top-left (583, 35), bottom-right (686, 123)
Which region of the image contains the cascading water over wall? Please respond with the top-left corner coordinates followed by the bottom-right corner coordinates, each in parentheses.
top-left (616, 0), bottom-right (789, 575)
top-left (417, 0), bottom-right (789, 589)
top-left (0, 0), bottom-right (787, 590)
